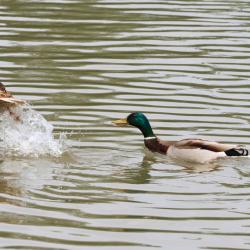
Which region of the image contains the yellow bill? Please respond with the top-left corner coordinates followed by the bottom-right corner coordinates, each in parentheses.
top-left (112, 118), bottom-right (128, 126)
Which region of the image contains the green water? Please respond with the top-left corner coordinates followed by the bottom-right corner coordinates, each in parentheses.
top-left (1, 0), bottom-right (250, 249)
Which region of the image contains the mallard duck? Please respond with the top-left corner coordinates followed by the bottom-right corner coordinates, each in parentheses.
top-left (0, 82), bottom-right (25, 121)
top-left (0, 82), bottom-right (24, 106)
top-left (113, 112), bottom-right (248, 163)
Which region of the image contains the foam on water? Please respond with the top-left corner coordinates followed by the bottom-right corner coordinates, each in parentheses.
top-left (0, 104), bottom-right (66, 157)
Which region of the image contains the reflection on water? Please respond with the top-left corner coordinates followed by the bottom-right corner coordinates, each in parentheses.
top-left (1, 0), bottom-right (250, 249)
top-left (0, 158), bottom-right (64, 203)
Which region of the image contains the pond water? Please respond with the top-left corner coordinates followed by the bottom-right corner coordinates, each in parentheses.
top-left (1, 0), bottom-right (250, 249)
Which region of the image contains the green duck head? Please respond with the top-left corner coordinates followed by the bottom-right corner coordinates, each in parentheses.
top-left (113, 112), bottom-right (155, 138)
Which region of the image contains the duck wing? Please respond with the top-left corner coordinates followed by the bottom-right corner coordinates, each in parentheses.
top-left (173, 138), bottom-right (241, 152)
top-left (0, 97), bottom-right (25, 105)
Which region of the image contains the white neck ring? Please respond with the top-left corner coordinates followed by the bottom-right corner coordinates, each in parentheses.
top-left (144, 136), bottom-right (157, 140)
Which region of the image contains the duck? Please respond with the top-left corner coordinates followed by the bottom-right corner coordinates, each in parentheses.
top-left (0, 82), bottom-right (24, 106)
top-left (113, 112), bottom-right (248, 163)
top-left (0, 82), bottom-right (25, 121)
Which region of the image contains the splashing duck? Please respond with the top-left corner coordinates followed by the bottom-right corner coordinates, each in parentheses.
top-left (0, 82), bottom-right (25, 121)
top-left (113, 112), bottom-right (248, 163)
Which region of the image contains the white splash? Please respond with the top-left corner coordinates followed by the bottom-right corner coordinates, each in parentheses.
top-left (0, 104), bottom-right (66, 157)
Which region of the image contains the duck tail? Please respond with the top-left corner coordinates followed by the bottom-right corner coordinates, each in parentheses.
top-left (225, 148), bottom-right (249, 156)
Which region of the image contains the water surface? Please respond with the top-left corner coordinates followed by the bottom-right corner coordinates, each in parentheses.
top-left (1, 0), bottom-right (250, 249)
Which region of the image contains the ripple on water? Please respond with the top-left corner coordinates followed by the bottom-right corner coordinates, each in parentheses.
top-left (0, 0), bottom-right (250, 249)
